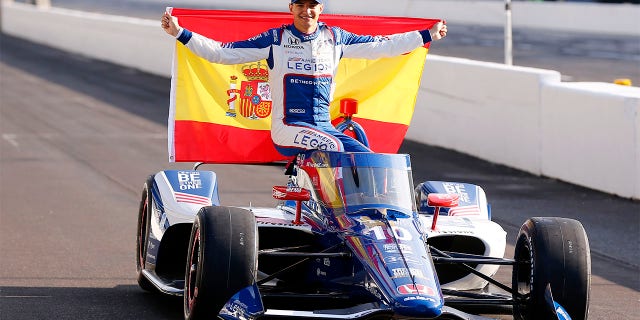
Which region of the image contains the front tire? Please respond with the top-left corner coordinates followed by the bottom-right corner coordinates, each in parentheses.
top-left (184, 206), bottom-right (257, 320)
top-left (136, 175), bottom-right (155, 292)
top-left (512, 217), bottom-right (591, 320)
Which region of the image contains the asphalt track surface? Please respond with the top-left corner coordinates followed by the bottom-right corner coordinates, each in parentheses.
top-left (1, 31), bottom-right (639, 320)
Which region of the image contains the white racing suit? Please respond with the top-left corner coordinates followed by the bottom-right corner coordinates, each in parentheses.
top-left (177, 23), bottom-right (432, 156)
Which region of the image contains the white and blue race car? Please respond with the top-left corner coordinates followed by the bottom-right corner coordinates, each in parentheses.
top-left (135, 148), bottom-right (590, 320)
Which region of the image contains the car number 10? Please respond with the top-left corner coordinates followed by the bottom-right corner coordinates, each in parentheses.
top-left (368, 225), bottom-right (413, 241)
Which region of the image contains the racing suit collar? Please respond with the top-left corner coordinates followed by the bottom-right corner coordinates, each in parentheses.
top-left (289, 22), bottom-right (325, 42)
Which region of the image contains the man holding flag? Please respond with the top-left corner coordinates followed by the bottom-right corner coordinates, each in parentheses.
top-left (161, 0), bottom-right (447, 158)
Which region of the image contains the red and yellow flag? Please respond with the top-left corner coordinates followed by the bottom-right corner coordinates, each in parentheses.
top-left (169, 8), bottom-right (438, 163)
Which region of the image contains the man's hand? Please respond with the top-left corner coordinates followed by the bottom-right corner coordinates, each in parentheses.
top-left (429, 21), bottom-right (447, 41)
top-left (161, 12), bottom-right (180, 37)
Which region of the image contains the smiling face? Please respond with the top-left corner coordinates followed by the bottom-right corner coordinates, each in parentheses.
top-left (289, 0), bottom-right (324, 34)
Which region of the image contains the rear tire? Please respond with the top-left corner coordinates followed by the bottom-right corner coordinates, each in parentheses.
top-left (512, 217), bottom-right (591, 320)
top-left (136, 175), bottom-right (156, 292)
top-left (183, 206), bottom-right (257, 320)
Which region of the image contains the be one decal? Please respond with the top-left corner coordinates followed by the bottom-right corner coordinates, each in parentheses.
top-left (442, 182), bottom-right (471, 203)
top-left (177, 172), bottom-right (202, 190)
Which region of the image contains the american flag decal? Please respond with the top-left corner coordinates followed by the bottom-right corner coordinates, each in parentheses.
top-left (448, 205), bottom-right (481, 216)
top-left (174, 192), bottom-right (212, 206)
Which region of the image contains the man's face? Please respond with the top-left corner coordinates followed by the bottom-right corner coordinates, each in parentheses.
top-left (289, 0), bottom-right (323, 33)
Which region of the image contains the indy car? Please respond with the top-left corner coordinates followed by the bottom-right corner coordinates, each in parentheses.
top-left (135, 101), bottom-right (591, 320)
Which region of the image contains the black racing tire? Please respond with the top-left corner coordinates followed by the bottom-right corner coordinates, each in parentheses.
top-left (136, 175), bottom-right (156, 292)
top-left (184, 206), bottom-right (257, 320)
top-left (512, 217), bottom-right (591, 320)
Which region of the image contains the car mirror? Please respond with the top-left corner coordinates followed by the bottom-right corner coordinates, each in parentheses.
top-left (427, 193), bottom-right (459, 231)
top-left (273, 186), bottom-right (311, 225)
top-left (427, 193), bottom-right (459, 208)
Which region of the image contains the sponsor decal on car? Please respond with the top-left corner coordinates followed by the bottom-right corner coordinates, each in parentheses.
top-left (272, 189), bottom-right (287, 199)
top-left (384, 255), bottom-right (421, 264)
top-left (383, 243), bottom-right (413, 254)
top-left (391, 268), bottom-right (426, 279)
top-left (442, 182), bottom-right (471, 203)
top-left (174, 192), bottom-right (212, 206)
top-left (403, 295), bottom-right (437, 303)
top-left (447, 205), bottom-right (481, 216)
top-left (256, 217), bottom-right (313, 228)
top-left (397, 284), bottom-right (436, 296)
top-left (225, 300), bottom-right (249, 318)
top-left (177, 171), bottom-right (203, 190)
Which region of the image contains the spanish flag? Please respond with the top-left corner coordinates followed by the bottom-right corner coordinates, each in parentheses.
top-left (169, 8), bottom-right (439, 163)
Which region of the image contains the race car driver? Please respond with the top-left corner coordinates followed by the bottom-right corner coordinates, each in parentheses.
top-left (161, 0), bottom-right (447, 156)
